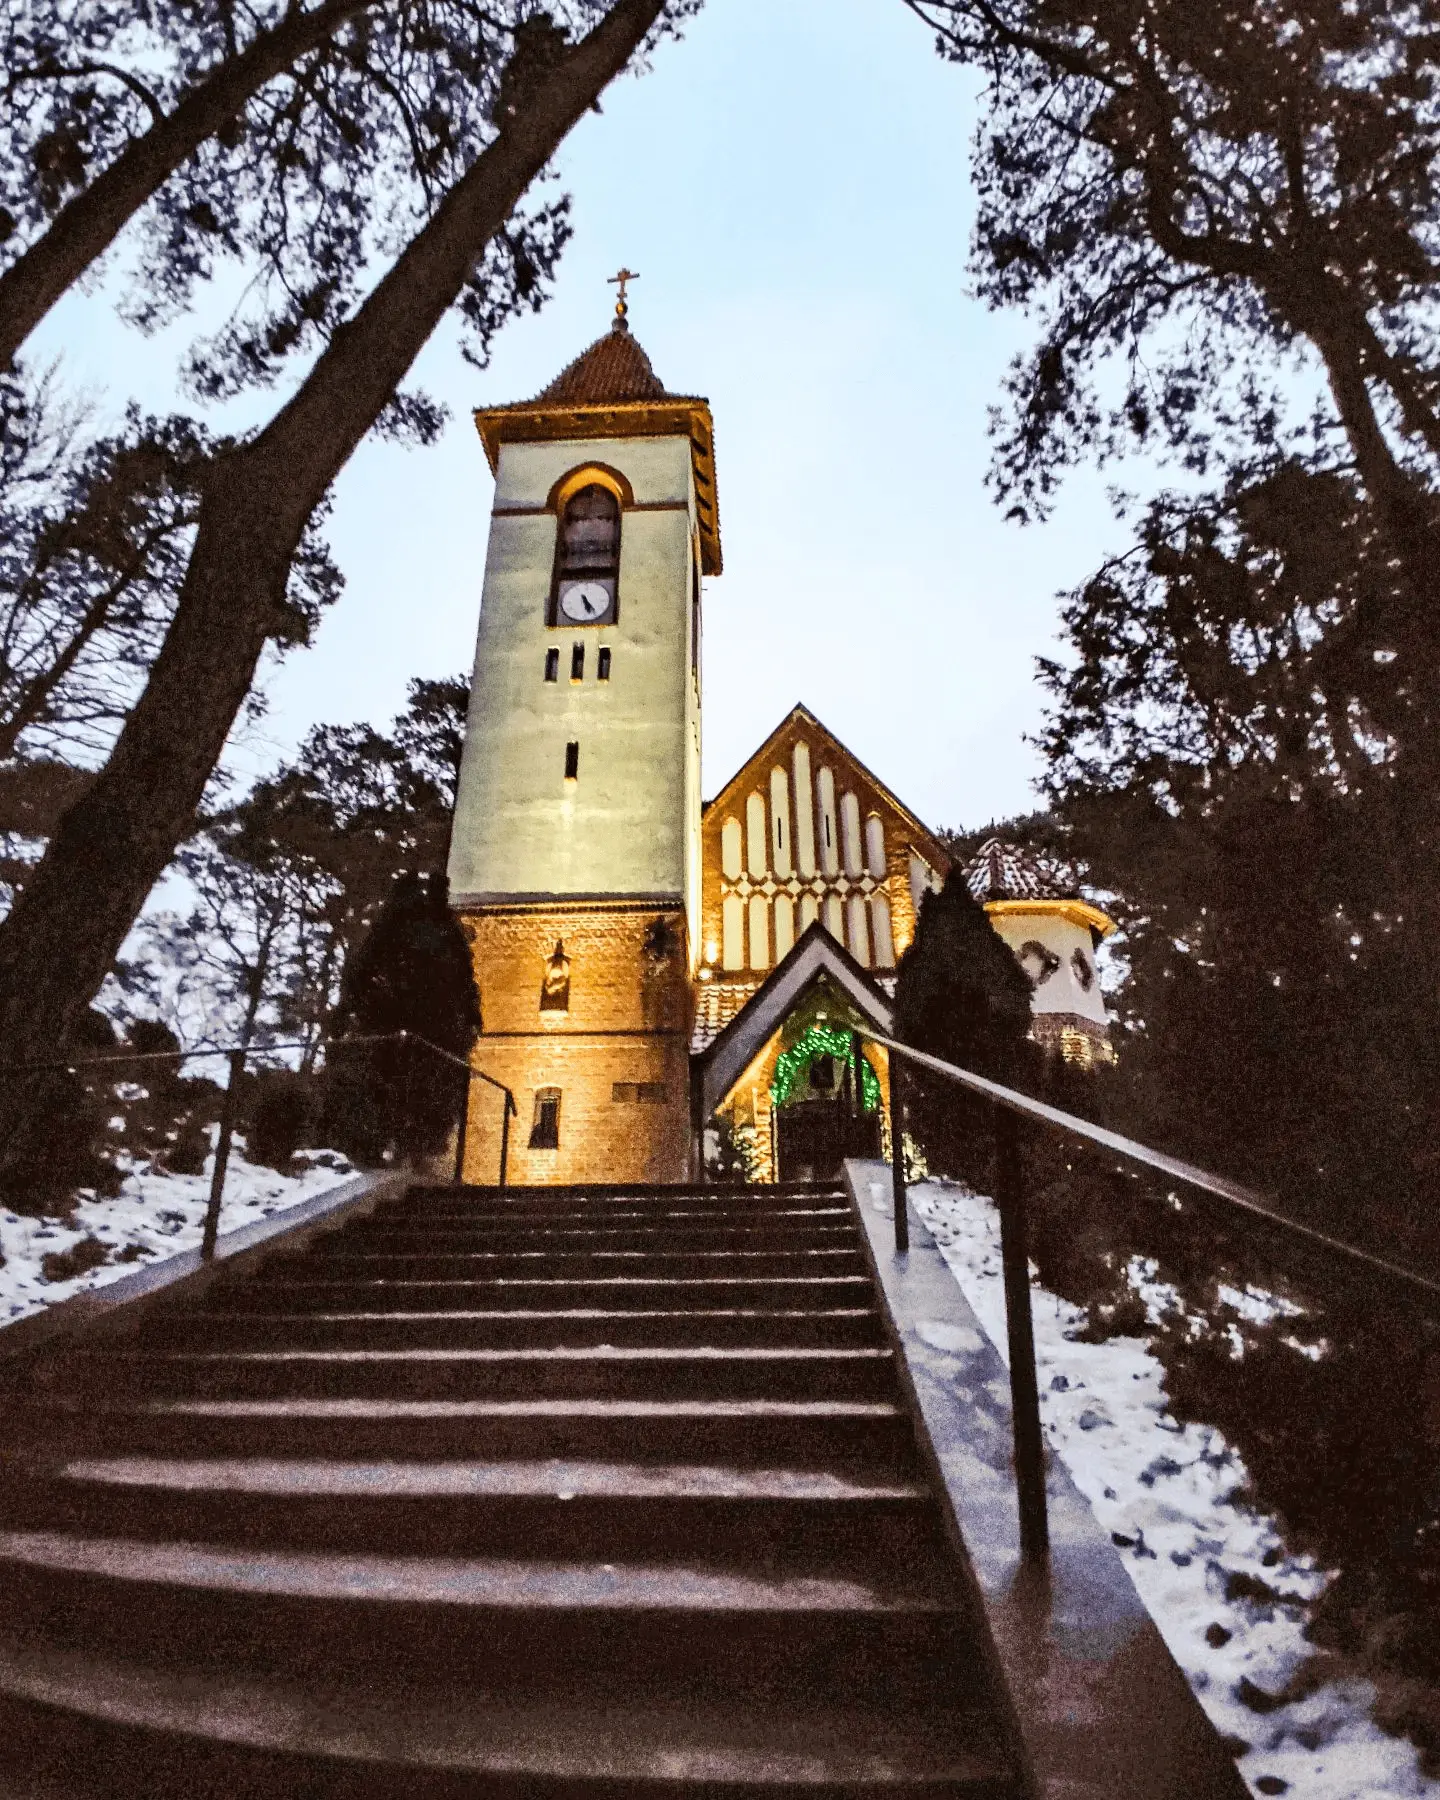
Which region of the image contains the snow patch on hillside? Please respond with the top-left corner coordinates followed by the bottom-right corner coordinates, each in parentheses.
top-left (0, 1145), bottom-right (353, 1326)
top-left (912, 1179), bottom-right (1440, 1800)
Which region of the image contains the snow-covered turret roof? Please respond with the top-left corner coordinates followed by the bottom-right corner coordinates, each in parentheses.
top-left (963, 836), bottom-right (1079, 904)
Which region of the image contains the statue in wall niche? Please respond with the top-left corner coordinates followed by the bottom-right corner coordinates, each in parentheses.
top-left (643, 916), bottom-right (676, 964)
top-left (540, 941), bottom-right (571, 1014)
top-left (641, 915), bottom-right (679, 1028)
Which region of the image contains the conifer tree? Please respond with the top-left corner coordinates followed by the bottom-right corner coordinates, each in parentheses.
top-left (1036, 460), bottom-right (1440, 1263)
top-left (324, 872), bottom-right (480, 1164)
top-left (0, 4), bottom-right (621, 376)
top-left (0, 0), bottom-right (674, 1183)
top-left (0, 385), bottom-right (340, 772)
top-left (908, 0), bottom-right (1440, 626)
top-left (892, 872), bottom-right (1036, 1186)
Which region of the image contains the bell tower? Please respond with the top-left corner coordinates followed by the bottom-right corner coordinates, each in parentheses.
top-left (448, 292), bottom-right (721, 1185)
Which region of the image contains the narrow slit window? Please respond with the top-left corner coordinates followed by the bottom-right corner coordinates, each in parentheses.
top-left (571, 643), bottom-right (585, 682)
top-left (690, 557), bottom-right (702, 681)
top-left (564, 741), bottom-right (579, 781)
top-left (597, 647), bottom-right (612, 682)
top-left (544, 648), bottom-right (559, 682)
top-left (529, 1088), bottom-right (561, 1150)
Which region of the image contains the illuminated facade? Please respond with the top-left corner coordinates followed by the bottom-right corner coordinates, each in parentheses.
top-left (449, 309), bottom-right (1113, 1184)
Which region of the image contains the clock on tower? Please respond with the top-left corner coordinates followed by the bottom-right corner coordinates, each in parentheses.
top-left (551, 481), bottom-right (620, 626)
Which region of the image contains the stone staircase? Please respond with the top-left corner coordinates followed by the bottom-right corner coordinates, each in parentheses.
top-left (0, 1182), bottom-right (1027, 1797)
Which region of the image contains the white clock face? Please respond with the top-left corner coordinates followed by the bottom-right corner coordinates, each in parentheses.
top-left (558, 578), bottom-right (613, 623)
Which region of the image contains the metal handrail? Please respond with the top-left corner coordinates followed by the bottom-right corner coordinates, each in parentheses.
top-left (0, 1028), bottom-right (516, 1259)
top-left (860, 1028), bottom-right (1440, 1567)
top-left (870, 1032), bottom-right (1440, 1304)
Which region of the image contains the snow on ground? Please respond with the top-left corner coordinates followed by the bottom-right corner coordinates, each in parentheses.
top-left (0, 1143), bottom-right (354, 1327)
top-left (911, 1179), bottom-right (1440, 1800)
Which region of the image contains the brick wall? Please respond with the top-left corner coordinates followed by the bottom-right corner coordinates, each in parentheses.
top-left (458, 902), bottom-right (692, 1186)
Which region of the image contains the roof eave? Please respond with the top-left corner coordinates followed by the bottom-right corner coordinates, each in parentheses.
top-left (693, 922), bottom-right (896, 1117)
top-left (984, 897), bottom-right (1117, 937)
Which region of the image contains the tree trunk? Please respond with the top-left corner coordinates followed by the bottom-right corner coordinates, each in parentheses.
top-left (1308, 314), bottom-right (1440, 613)
top-left (0, 0), bottom-right (374, 370)
top-left (0, 0), bottom-right (668, 1168)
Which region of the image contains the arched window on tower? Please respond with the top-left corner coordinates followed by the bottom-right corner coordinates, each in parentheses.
top-left (552, 483), bottom-right (621, 626)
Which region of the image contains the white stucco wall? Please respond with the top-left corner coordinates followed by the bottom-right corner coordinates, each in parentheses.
top-left (987, 910), bottom-right (1109, 1028)
top-left (448, 434), bottom-right (702, 936)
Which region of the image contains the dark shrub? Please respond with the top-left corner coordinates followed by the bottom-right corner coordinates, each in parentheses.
top-left (165, 1114), bottom-right (210, 1175)
top-left (706, 1114), bottom-right (758, 1185)
top-left (246, 1071), bottom-right (318, 1169)
top-left (0, 1007), bottom-right (127, 1216)
top-left (40, 1235), bottom-right (109, 1283)
top-left (127, 1017), bottom-right (182, 1063)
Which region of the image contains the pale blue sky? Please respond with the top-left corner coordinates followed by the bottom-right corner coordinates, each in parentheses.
top-left (31, 0), bottom-right (1140, 832)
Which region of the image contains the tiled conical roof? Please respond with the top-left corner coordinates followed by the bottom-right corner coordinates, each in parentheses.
top-left (472, 312), bottom-right (722, 575)
top-left (964, 836), bottom-right (1078, 903)
top-left (533, 317), bottom-right (672, 405)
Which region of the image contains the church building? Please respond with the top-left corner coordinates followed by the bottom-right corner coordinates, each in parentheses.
top-left (447, 297), bottom-right (1113, 1186)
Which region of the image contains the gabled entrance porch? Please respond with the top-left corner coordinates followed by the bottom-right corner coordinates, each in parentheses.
top-left (692, 922), bottom-right (896, 1183)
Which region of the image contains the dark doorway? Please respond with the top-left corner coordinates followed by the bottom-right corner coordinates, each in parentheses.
top-left (775, 1099), bottom-right (882, 1183)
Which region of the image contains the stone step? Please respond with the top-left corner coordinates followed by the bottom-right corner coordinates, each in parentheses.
top-left (254, 1249), bottom-right (870, 1282)
top-left (58, 1344), bottom-right (897, 1404)
top-left (370, 1189), bottom-right (850, 1208)
top-left (330, 1222), bottom-right (861, 1251)
top-left (0, 1643), bottom-right (1020, 1797)
top-left (382, 1201), bottom-right (848, 1224)
top-left (131, 1306), bottom-right (887, 1353)
top-left (0, 1526), bottom-right (945, 1610)
top-left (204, 1275), bottom-right (879, 1313)
top-left (0, 1528), bottom-right (974, 1704)
top-left (10, 1395), bottom-right (918, 1465)
top-left (413, 1183), bottom-right (844, 1204)
top-left (259, 1252), bottom-right (867, 1281)
top-left (366, 1204), bottom-right (855, 1228)
top-left (5, 1455), bottom-right (940, 1564)
top-left (368, 1194), bottom-right (852, 1214)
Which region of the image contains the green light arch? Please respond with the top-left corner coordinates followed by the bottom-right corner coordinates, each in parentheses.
top-left (770, 1024), bottom-right (881, 1112)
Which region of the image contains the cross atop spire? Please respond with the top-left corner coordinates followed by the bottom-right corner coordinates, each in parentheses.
top-left (608, 266), bottom-right (640, 330)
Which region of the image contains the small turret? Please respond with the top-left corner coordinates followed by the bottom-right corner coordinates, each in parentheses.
top-left (963, 837), bottom-right (1116, 1066)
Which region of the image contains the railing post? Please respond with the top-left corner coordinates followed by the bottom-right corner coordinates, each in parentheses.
top-left (453, 1064), bottom-right (472, 1186)
top-left (399, 1029), bottom-right (416, 1163)
top-left (499, 1092), bottom-right (513, 1190)
top-left (994, 1104), bottom-right (1049, 1562)
top-left (200, 1047), bottom-right (246, 1262)
top-left (890, 1053), bottom-right (909, 1254)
